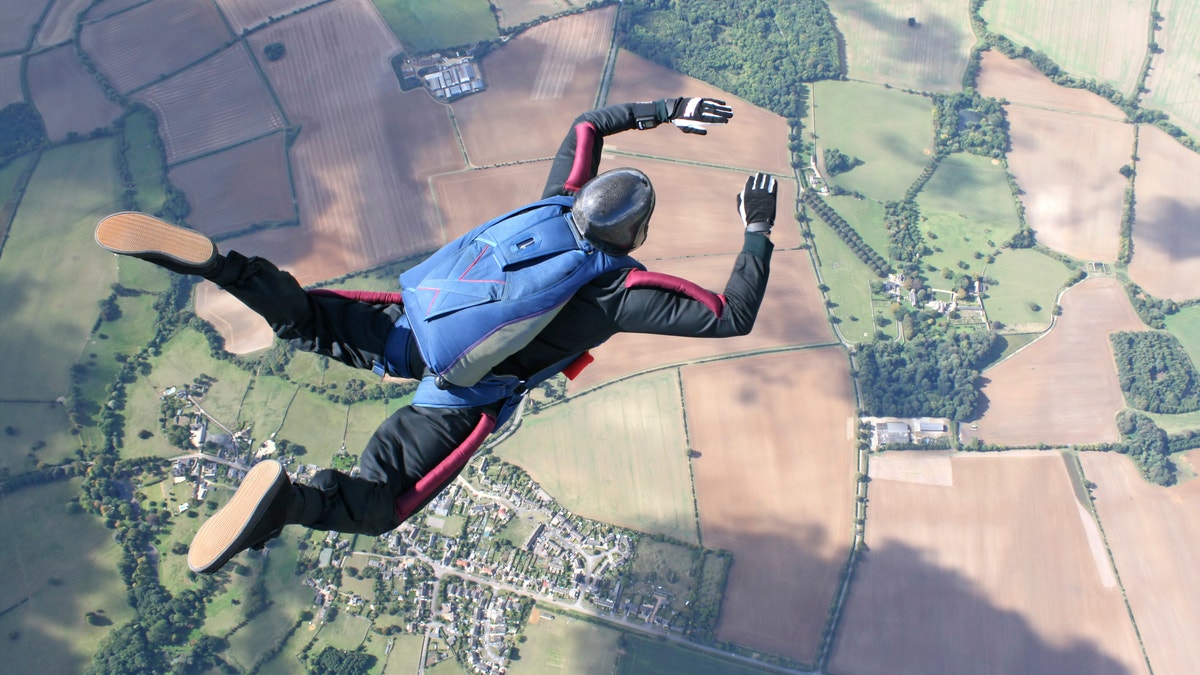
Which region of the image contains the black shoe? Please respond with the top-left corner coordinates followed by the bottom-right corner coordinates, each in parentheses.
top-left (189, 460), bottom-right (291, 574)
top-left (95, 212), bottom-right (219, 276)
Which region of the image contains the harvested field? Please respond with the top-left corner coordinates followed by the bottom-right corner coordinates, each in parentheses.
top-left (231, 0), bottom-right (463, 283)
top-left (976, 50), bottom-right (1126, 119)
top-left (37, 0), bottom-right (92, 46)
top-left (567, 249), bottom-right (833, 393)
top-left (87, 0), bottom-right (148, 21)
top-left (0, 55), bottom-right (21, 107)
top-left (1004, 104), bottom-right (1132, 262)
top-left (215, 0), bottom-right (323, 33)
top-left (194, 283), bottom-right (274, 355)
top-left (431, 161), bottom-right (555, 238)
top-left (1126, 124), bottom-right (1200, 301)
top-left (969, 277), bottom-right (1145, 447)
top-left (980, 0), bottom-right (1150, 92)
top-left (492, 0), bottom-right (570, 30)
top-left (684, 348), bottom-right (857, 664)
top-left (169, 133), bottom-right (294, 236)
top-left (452, 7), bottom-right (615, 166)
top-left (1143, 0), bottom-right (1200, 138)
top-left (26, 44), bottom-right (123, 141)
top-left (135, 45), bottom-right (285, 164)
top-left (495, 371), bottom-right (698, 544)
top-left (605, 50), bottom-right (793, 177)
top-left (826, 0), bottom-right (973, 93)
top-left (831, 452), bottom-right (1146, 675)
top-left (0, 0), bottom-right (47, 54)
top-left (1080, 450), bottom-right (1200, 675)
top-left (79, 0), bottom-right (231, 94)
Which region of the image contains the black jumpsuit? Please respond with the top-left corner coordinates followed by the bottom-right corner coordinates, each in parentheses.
top-left (204, 102), bottom-right (774, 535)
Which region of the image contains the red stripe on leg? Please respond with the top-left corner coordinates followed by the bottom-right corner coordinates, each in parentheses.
top-left (394, 413), bottom-right (496, 523)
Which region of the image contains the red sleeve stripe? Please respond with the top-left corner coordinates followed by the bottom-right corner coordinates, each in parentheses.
top-left (308, 288), bottom-right (404, 306)
top-left (564, 122), bottom-right (598, 192)
top-left (394, 413), bottom-right (496, 523)
top-left (624, 270), bottom-right (726, 317)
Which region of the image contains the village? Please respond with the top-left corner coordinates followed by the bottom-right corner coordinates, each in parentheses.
top-left (159, 379), bottom-right (723, 674)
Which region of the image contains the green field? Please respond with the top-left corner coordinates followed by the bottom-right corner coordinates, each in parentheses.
top-left (1142, 0), bottom-right (1200, 138)
top-left (315, 612), bottom-right (372, 650)
top-left (76, 292), bottom-right (159, 422)
top-left (0, 480), bottom-right (136, 675)
top-left (276, 387), bottom-right (350, 466)
top-left (143, 328), bottom-right (254, 424)
top-left (509, 610), bottom-right (621, 675)
top-left (825, 194), bottom-right (889, 256)
top-left (981, 0), bottom-right (1150, 93)
top-left (918, 154), bottom-right (1023, 237)
top-left (120, 107), bottom-right (168, 214)
top-left (495, 371), bottom-right (698, 543)
top-left (0, 140), bottom-right (121, 400)
top-left (805, 213), bottom-right (884, 343)
top-left (616, 634), bottom-right (777, 675)
top-left (0, 401), bottom-right (78, 474)
top-left (237, 373), bottom-right (300, 449)
top-left (380, 633), bottom-right (426, 674)
top-left (629, 538), bottom-right (698, 601)
top-left (1165, 304), bottom-right (1200, 372)
top-left (371, 0), bottom-right (499, 52)
top-left (344, 398), bottom-right (388, 457)
top-left (0, 152), bottom-right (34, 211)
top-left (1147, 408), bottom-right (1200, 435)
top-left (811, 80), bottom-right (935, 202)
top-left (827, 0), bottom-right (974, 93)
top-left (979, 248), bottom-right (1070, 332)
top-left (224, 530), bottom-right (313, 671)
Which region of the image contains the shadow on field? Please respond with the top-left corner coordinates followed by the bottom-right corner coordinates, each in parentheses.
top-left (827, 538), bottom-right (1136, 675)
top-left (1131, 196), bottom-right (1200, 264)
top-left (834, 4), bottom-right (966, 83)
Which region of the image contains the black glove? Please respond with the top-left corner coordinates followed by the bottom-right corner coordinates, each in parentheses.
top-left (669, 97), bottom-right (733, 135)
top-left (737, 172), bottom-right (777, 234)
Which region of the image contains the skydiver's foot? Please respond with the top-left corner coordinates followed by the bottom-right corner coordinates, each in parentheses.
top-left (188, 460), bottom-right (291, 574)
top-left (95, 212), bottom-right (220, 276)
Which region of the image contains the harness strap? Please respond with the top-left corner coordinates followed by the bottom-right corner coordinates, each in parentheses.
top-left (394, 412), bottom-right (496, 523)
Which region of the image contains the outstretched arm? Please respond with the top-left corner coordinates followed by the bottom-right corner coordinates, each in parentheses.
top-left (540, 98), bottom-right (733, 198)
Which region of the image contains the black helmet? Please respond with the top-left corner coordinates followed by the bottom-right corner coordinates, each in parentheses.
top-left (571, 168), bottom-right (654, 255)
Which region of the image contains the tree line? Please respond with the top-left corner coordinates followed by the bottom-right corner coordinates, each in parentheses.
top-left (0, 103), bottom-right (47, 168)
top-left (802, 191), bottom-right (891, 277)
top-left (1110, 331), bottom-right (1200, 414)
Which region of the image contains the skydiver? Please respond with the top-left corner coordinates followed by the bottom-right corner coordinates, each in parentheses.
top-left (94, 96), bottom-right (778, 574)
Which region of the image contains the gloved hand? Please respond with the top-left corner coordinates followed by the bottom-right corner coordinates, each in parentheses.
top-left (669, 97), bottom-right (733, 135)
top-left (737, 172), bottom-right (777, 234)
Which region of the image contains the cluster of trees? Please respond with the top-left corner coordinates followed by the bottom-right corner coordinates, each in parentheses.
top-left (903, 156), bottom-right (941, 202)
top-left (802, 191), bottom-right (890, 277)
top-left (0, 103), bottom-right (47, 167)
top-left (1110, 331), bottom-right (1200, 413)
top-left (932, 91), bottom-right (1009, 158)
top-left (855, 330), bottom-right (998, 421)
top-left (1114, 411), bottom-right (1173, 485)
top-left (1123, 282), bottom-right (1178, 329)
top-left (263, 42), bottom-right (286, 61)
top-left (822, 148), bottom-right (862, 176)
top-left (883, 199), bottom-right (928, 262)
top-left (309, 647), bottom-right (377, 674)
top-left (619, 0), bottom-right (841, 120)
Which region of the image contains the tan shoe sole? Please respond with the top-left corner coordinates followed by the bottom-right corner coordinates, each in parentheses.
top-left (188, 460), bottom-right (285, 573)
top-left (95, 212), bottom-right (215, 265)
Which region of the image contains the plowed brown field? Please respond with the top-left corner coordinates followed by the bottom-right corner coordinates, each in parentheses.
top-left (452, 7), bottom-right (616, 166)
top-left (685, 348), bottom-right (857, 664)
top-left (169, 133), bottom-right (294, 236)
top-left (215, 0), bottom-right (318, 33)
top-left (1125, 124), bottom-right (1200, 301)
top-left (135, 45), bottom-right (285, 164)
top-left (27, 45), bottom-right (124, 141)
top-left (831, 451), bottom-right (1147, 675)
top-left (977, 51), bottom-right (1126, 119)
top-left (0, 0), bottom-right (49, 54)
top-left (79, 0), bottom-right (231, 93)
top-left (36, 0), bottom-right (91, 47)
top-left (1081, 451), bottom-right (1200, 675)
top-left (968, 277), bottom-right (1145, 446)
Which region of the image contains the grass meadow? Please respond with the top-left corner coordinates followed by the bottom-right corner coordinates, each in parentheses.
top-left (143, 328), bottom-right (254, 423)
top-left (0, 401), bottom-right (77, 474)
top-left (0, 480), bottom-right (135, 675)
top-left (918, 154), bottom-right (1022, 239)
top-left (630, 538), bottom-right (699, 600)
top-left (616, 634), bottom-right (778, 675)
top-left (0, 140), bottom-right (120, 401)
top-left (825, 194), bottom-right (889, 256)
top-left (508, 610), bottom-right (621, 675)
top-left (494, 371), bottom-right (698, 543)
top-left (276, 386), bottom-right (351, 466)
top-left (121, 107), bottom-right (168, 214)
top-left (315, 612), bottom-right (372, 650)
top-left (804, 212), bottom-right (883, 343)
top-left (981, 248), bottom-right (1070, 331)
top-left (224, 528), bottom-right (313, 671)
top-left (811, 80), bottom-right (935, 202)
top-left (980, 0), bottom-right (1150, 94)
top-left (380, 633), bottom-right (427, 674)
top-left (1165, 304), bottom-right (1200, 371)
top-left (0, 151), bottom-right (32, 209)
top-left (371, 0), bottom-right (498, 52)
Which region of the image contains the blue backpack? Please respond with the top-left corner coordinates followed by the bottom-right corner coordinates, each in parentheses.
top-left (397, 195), bottom-right (642, 389)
